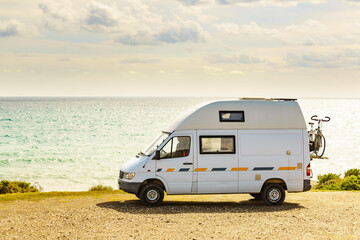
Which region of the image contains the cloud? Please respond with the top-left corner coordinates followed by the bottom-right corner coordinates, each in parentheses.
top-left (240, 21), bottom-right (279, 35)
top-left (202, 65), bottom-right (246, 74)
top-left (0, 19), bottom-right (37, 37)
top-left (85, 1), bottom-right (119, 27)
top-left (179, 0), bottom-right (305, 7)
top-left (179, 0), bottom-right (215, 5)
top-left (214, 19), bottom-right (342, 46)
top-left (205, 53), bottom-right (261, 64)
top-left (284, 49), bottom-right (360, 69)
top-left (119, 58), bottom-right (161, 64)
top-left (39, 0), bottom-right (78, 32)
top-left (228, 70), bottom-right (245, 75)
top-left (155, 20), bottom-right (205, 44)
top-left (38, 0), bottom-right (207, 45)
top-left (285, 53), bottom-right (339, 68)
top-left (213, 22), bottom-right (239, 34)
top-left (281, 19), bottom-right (330, 45)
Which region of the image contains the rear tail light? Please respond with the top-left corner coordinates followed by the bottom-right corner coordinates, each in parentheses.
top-left (306, 163), bottom-right (311, 176)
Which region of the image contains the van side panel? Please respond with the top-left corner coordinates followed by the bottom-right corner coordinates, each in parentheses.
top-left (238, 130), bottom-right (304, 193)
top-left (196, 130), bottom-right (238, 193)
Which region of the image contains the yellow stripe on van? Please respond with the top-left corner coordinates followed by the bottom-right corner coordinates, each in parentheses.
top-left (278, 167), bottom-right (297, 171)
top-left (166, 168), bottom-right (175, 172)
top-left (194, 168), bottom-right (207, 172)
top-left (231, 167), bottom-right (248, 171)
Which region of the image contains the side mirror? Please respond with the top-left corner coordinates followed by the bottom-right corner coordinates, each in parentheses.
top-left (153, 150), bottom-right (160, 160)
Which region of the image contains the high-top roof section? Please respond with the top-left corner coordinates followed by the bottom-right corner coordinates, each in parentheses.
top-left (164, 99), bottom-right (306, 132)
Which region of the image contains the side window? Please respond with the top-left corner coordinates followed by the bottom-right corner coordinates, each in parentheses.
top-left (200, 136), bottom-right (235, 154)
top-left (160, 136), bottom-right (191, 159)
top-left (160, 138), bottom-right (173, 159)
top-left (219, 111), bottom-right (245, 122)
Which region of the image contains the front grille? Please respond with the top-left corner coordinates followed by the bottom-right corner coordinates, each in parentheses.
top-left (119, 171), bottom-right (124, 179)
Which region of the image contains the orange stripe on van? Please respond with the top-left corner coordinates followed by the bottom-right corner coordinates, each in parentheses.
top-left (194, 168), bottom-right (207, 172)
top-left (278, 167), bottom-right (297, 171)
top-left (231, 167), bottom-right (248, 171)
top-left (166, 168), bottom-right (175, 172)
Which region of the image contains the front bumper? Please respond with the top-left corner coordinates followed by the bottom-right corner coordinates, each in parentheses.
top-left (303, 179), bottom-right (311, 191)
top-left (118, 178), bottom-right (141, 195)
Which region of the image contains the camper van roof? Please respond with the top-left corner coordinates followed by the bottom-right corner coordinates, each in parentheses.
top-left (164, 100), bottom-right (306, 132)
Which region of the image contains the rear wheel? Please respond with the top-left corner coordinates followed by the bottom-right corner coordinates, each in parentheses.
top-left (139, 183), bottom-right (164, 206)
top-left (314, 132), bottom-right (326, 158)
top-left (249, 193), bottom-right (262, 201)
top-left (261, 184), bottom-right (285, 206)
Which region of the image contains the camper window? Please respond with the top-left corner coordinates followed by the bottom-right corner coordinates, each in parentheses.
top-left (219, 111), bottom-right (244, 122)
top-left (160, 136), bottom-right (191, 159)
top-left (200, 136), bottom-right (235, 154)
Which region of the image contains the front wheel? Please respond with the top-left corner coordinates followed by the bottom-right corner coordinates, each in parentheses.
top-left (139, 183), bottom-right (164, 206)
top-left (261, 184), bottom-right (285, 206)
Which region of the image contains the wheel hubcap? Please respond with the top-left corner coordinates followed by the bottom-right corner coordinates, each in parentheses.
top-left (146, 189), bottom-right (159, 201)
top-left (268, 188), bottom-right (281, 202)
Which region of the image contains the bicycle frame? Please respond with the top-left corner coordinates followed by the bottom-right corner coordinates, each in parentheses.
top-left (308, 115), bottom-right (330, 157)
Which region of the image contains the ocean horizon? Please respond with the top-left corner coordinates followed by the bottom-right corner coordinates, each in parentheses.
top-left (1, 97), bottom-right (359, 191)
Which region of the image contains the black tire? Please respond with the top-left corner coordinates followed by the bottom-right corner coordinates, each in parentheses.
top-left (139, 183), bottom-right (164, 206)
top-left (135, 193), bottom-right (140, 199)
top-left (250, 193), bottom-right (262, 201)
top-left (261, 184), bottom-right (285, 206)
top-left (314, 132), bottom-right (326, 158)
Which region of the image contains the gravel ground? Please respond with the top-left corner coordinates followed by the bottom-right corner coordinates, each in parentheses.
top-left (0, 191), bottom-right (359, 240)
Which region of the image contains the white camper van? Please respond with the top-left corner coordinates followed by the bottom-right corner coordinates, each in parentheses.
top-left (118, 98), bottom-right (312, 206)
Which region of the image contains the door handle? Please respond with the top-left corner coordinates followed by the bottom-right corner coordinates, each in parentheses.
top-left (183, 162), bottom-right (193, 165)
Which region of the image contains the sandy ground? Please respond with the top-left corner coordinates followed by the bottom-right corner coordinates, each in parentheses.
top-left (0, 191), bottom-right (359, 240)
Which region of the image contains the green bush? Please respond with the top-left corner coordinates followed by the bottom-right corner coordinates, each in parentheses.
top-left (315, 170), bottom-right (360, 190)
top-left (315, 173), bottom-right (341, 190)
top-left (89, 185), bottom-right (113, 191)
top-left (317, 173), bottom-right (341, 185)
top-left (0, 180), bottom-right (39, 194)
top-left (344, 168), bottom-right (360, 178)
top-left (341, 176), bottom-right (360, 190)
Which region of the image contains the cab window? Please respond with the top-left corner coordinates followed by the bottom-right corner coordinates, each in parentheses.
top-left (160, 136), bottom-right (191, 159)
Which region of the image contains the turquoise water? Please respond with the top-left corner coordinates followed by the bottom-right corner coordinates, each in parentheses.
top-left (0, 97), bottom-right (359, 191)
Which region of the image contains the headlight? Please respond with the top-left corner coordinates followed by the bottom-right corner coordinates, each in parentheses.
top-left (123, 172), bottom-right (136, 180)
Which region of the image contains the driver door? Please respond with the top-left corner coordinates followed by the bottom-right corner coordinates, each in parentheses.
top-left (155, 131), bottom-right (194, 194)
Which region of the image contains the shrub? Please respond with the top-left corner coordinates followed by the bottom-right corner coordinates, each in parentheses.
top-left (317, 173), bottom-right (341, 185)
top-left (89, 185), bottom-right (113, 191)
top-left (0, 180), bottom-right (39, 194)
top-left (344, 168), bottom-right (360, 178)
top-left (315, 170), bottom-right (360, 190)
top-left (341, 176), bottom-right (360, 190)
top-left (315, 173), bottom-right (341, 190)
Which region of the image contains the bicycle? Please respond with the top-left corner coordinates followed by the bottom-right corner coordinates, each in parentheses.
top-left (308, 115), bottom-right (330, 158)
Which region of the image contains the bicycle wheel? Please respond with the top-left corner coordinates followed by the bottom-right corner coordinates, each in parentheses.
top-left (314, 132), bottom-right (326, 158)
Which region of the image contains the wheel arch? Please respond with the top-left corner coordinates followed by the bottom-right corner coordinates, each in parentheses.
top-left (261, 178), bottom-right (288, 191)
top-left (139, 178), bottom-right (167, 193)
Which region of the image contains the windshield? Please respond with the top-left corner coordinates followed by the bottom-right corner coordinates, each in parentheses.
top-left (142, 132), bottom-right (170, 156)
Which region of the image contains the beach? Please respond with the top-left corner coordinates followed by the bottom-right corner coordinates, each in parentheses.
top-left (1, 191), bottom-right (359, 239)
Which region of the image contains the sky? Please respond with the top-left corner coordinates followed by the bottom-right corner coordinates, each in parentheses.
top-left (0, 0), bottom-right (360, 98)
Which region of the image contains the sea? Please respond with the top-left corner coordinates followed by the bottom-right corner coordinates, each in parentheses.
top-left (0, 97), bottom-right (359, 191)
